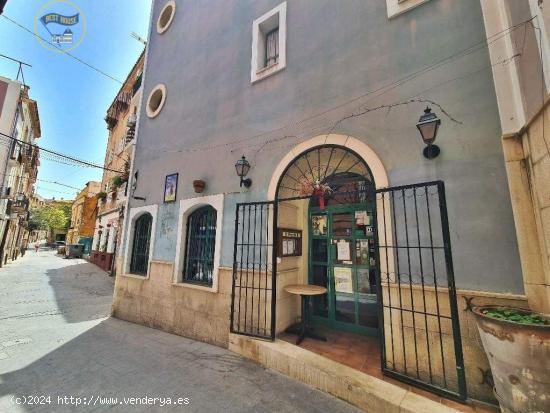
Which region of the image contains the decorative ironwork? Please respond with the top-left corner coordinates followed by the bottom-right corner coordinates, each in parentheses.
top-left (276, 145), bottom-right (374, 201)
top-left (129, 213), bottom-right (152, 275)
top-left (230, 201), bottom-right (277, 340)
top-left (375, 181), bottom-right (466, 401)
top-left (183, 206), bottom-right (217, 285)
top-left (230, 143), bottom-right (465, 401)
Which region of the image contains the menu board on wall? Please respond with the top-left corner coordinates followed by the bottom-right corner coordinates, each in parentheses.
top-left (277, 228), bottom-right (302, 257)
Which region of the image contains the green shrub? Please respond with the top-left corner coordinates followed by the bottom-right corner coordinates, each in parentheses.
top-left (482, 308), bottom-right (548, 325)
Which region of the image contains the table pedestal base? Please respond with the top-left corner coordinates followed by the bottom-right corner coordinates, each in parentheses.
top-left (285, 295), bottom-right (327, 345)
top-left (285, 323), bottom-right (327, 345)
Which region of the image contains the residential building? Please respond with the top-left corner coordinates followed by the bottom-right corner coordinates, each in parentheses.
top-left (0, 77), bottom-right (40, 264)
top-left (90, 51), bottom-right (144, 273)
top-left (66, 181), bottom-right (101, 253)
top-left (113, 0), bottom-right (549, 411)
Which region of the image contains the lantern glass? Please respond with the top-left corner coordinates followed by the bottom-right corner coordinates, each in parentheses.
top-left (235, 156), bottom-right (250, 178)
top-left (416, 107), bottom-right (441, 145)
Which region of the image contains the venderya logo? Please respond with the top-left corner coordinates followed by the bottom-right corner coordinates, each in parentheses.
top-left (34, 0), bottom-right (86, 53)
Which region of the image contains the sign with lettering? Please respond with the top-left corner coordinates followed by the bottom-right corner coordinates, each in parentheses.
top-left (277, 228), bottom-right (302, 257)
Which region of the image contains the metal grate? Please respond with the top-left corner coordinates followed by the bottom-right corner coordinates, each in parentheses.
top-left (375, 181), bottom-right (466, 401)
top-left (183, 206), bottom-right (217, 285)
top-left (129, 213), bottom-right (152, 275)
top-left (230, 201), bottom-right (277, 340)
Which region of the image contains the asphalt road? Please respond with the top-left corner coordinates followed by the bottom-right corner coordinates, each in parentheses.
top-left (0, 249), bottom-right (361, 413)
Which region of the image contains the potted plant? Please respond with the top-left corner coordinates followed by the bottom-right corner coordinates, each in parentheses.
top-left (193, 179), bottom-right (206, 193)
top-left (472, 305), bottom-right (550, 413)
top-left (111, 175), bottom-right (126, 188)
top-left (96, 191), bottom-right (107, 203)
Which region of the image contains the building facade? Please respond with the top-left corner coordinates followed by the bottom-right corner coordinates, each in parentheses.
top-left (112, 0), bottom-right (550, 410)
top-left (0, 77), bottom-right (41, 264)
top-left (90, 52), bottom-right (145, 274)
top-left (67, 181), bottom-right (101, 253)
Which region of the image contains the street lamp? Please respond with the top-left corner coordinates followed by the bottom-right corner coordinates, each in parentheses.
top-left (416, 107), bottom-right (441, 159)
top-left (235, 155), bottom-right (252, 188)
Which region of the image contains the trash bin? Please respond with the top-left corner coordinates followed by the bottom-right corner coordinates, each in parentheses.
top-left (66, 244), bottom-right (84, 258)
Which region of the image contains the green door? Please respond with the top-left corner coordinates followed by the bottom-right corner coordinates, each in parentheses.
top-left (309, 203), bottom-right (378, 336)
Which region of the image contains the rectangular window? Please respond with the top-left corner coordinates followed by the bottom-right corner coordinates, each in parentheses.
top-left (386, 0), bottom-right (431, 19)
top-left (251, 2), bottom-right (287, 83)
top-left (265, 28), bottom-right (279, 67)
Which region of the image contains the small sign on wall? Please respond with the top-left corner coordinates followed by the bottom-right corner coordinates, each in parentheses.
top-left (277, 228), bottom-right (302, 257)
top-left (164, 173), bottom-right (178, 203)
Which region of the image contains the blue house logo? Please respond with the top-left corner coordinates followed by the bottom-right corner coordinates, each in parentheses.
top-left (34, 0), bottom-right (86, 53)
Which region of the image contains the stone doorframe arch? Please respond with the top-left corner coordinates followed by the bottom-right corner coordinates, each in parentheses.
top-left (267, 134), bottom-right (389, 201)
top-left (267, 133), bottom-right (396, 288)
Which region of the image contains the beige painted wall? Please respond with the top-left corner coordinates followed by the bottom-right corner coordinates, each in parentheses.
top-left (504, 98), bottom-right (550, 313)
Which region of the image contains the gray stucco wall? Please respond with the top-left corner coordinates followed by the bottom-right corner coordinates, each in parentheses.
top-left (127, 0), bottom-right (524, 294)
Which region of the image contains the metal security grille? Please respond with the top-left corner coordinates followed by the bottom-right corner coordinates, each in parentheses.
top-left (230, 201), bottom-right (277, 340)
top-left (130, 213), bottom-right (152, 275)
top-left (375, 181), bottom-right (466, 401)
top-left (184, 206), bottom-right (217, 285)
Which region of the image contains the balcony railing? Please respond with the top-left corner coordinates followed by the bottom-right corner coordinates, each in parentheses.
top-left (12, 194), bottom-right (30, 215)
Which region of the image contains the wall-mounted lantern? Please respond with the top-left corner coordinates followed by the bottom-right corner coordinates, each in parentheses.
top-left (416, 107), bottom-right (441, 159)
top-left (235, 155), bottom-right (252, 188)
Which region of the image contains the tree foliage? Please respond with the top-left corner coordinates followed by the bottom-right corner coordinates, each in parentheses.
top-left (29, 203), bottom-right (71, 232)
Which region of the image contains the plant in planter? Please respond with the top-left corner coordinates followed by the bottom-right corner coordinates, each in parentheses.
top-left (96, 191), bottom-right (107, 203)
top-left (111, 175), bottom-right (127, 188)
top-left (193, 179), bottom-right (206, 193)
top-left (472, 305), bottom-right (550, 413)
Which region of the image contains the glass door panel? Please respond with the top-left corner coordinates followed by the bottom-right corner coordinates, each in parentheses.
top-left (309, 205), bottom-right (378, 335)
top-left (311, 265), bottom-right (329, 317)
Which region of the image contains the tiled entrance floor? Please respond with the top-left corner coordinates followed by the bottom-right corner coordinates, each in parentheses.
top-left (279, 327), bottom-right (499, 413)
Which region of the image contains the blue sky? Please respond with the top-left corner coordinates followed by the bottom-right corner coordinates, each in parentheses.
top-left (0, 0), bottom-right (152, 199)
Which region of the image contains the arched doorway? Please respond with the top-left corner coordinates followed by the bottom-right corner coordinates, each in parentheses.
top-left (230, 136), bottom-right (467, 401)
top-left (276, 145), bottom-right (379, 336)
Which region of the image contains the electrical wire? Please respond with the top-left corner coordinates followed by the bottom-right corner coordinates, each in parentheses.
top-left (0, 131), bottom-right (124, 173)
top-left (140, 16), bottom-right (536, 157)
top-left (1, 14), bottom-right (123, 84)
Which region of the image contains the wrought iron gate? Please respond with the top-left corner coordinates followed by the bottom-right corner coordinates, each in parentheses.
top-left (229, 180), bottom-right (466, 401)
top-left (230, 201), bottom-right (277, 340)
top-left (375, 181), bottom-right (466, 401)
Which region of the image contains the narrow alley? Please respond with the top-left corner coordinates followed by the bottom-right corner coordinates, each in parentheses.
top-left (0, 249), bottom-right (359, 412)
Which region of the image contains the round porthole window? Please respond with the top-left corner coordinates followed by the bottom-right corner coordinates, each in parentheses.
top-left (146, 84), bottom-right (167, 118)
top-left (157, 1), bottom-right (176, 34)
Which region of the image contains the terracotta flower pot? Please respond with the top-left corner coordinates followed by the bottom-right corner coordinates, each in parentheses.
top-left (472, 306), bottom-right (550, 413)
top-left (193, 180), bottom-right (206, 193)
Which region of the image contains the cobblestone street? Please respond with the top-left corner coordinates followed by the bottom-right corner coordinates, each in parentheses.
top-left (0, 250), bottom-right (359, 412)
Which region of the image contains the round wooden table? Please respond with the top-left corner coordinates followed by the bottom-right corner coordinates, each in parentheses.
top-left (284, 284), bottom-right (327, 345)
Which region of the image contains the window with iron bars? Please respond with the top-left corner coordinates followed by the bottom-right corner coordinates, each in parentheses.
top-left (265, 28), bottom-right (279, 67)
top-left (183, 206), bottom-right (217, 285)
top-left (130, 213), bottom-right (152, 275)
